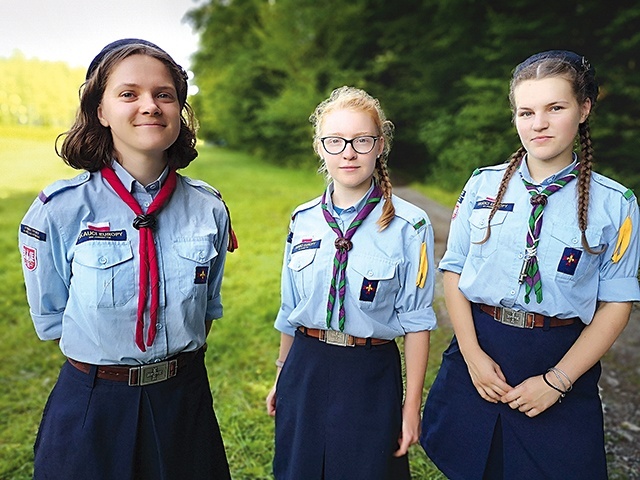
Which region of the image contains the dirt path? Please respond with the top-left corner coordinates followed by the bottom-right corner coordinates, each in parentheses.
top-left (394, 186), bottom-right (640, 479)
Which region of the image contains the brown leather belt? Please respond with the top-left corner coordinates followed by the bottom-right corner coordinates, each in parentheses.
top-left (478, 304), bottom-right (576, 329)
top-left (67, 349), bottom-right (199, 386)
top-left (298, 327), bottom-right (392, 347)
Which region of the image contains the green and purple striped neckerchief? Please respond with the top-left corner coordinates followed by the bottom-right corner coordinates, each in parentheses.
top-left (321, 185), bottom-right (383, 331)
top-left (520, 163), bottom-right (581, 303)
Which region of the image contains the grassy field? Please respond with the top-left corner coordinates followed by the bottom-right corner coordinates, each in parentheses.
top-left (0, 126), bottom-right (451, 479)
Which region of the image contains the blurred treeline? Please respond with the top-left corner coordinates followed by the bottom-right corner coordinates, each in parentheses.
top-left (186, 0), bottom-right (640, 192)
top-left (0, 52), bottom-right (84, 128)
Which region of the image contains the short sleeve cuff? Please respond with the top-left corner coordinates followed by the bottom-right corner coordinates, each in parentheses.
top-left (274, 309), bottom-right (297, 336)
top-left (598, 276), bottom-right (640, 303)
top-left (31, 312), bottom-right (63, 341)
top-left (438, 251), bottom-right (466, 274)
top-left (397, 307), bottom-right (437, 333)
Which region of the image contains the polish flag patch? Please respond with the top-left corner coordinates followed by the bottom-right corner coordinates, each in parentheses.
top-left (87, 222), bottom-right (110, 232)
top-left (22, 245), bottom-right (37, 271)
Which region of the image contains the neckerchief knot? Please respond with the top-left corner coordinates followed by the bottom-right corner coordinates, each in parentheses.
top-left (133, 213), bottom-right (157, 230)
top-left (530, 194), bottom-right (547, 206)
top-left (321, 185), bottom-right (383, 331)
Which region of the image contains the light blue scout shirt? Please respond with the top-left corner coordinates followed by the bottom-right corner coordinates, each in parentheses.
top-left (19, 161), bottom-right (229, 365)
top-left (274, 183), bottom-right (437, 339)
top-left (440, 157), bottom-right (640, 324)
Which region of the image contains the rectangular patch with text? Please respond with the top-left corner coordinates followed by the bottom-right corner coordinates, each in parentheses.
top-left (76, 229), bottom-right (127, 245)
top-left (474, 200), bottom-right (514, 211)
top-left (292, 239), bottom-right (321, 253)
top-left (20, 224), bottom-right (47, 242)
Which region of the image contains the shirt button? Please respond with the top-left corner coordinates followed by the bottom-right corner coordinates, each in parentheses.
top-left (144, 202), bottom-right (150, 208)
top-left (572, 238), bottom-right (578, 244)
top-left (99, 257), bottom-right (107, 264)
top-left (480, 220), bottom-right (485, 226)
top-left (198, 251), bottom-right (205, 259)
top-left (367, 270), bottom-right (374, 277)
top-left (518, 253), bottom-right (523, 259)
top-left (156, 323), bottom-right (163, 330)
top-left (510, 290), bottom-right (515, 295)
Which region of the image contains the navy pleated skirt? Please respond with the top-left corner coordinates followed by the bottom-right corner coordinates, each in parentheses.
top-left (274, 330), bottom-right (410, 480)
top-left (421, 304), bottom-right (606, 480)
top-left (33, 348), bottom-right (231, 480)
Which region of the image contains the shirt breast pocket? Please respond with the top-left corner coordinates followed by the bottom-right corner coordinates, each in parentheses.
top-left (547, 224), bottom-right (602, 283)
top-left (173, 238), bottom-right (219, 298)
top-left (348, 255), bottom-right (398, 311)
top-left (287, 249), bottom-right (317, 299)
top-left (73, 242), bottom-right (135, 308)
top-left (468, 209), bottom-right (509, 258)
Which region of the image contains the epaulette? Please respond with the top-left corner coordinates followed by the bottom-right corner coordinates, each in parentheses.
top-left (182, 176), bottom-right (224, 200)
top-left (291, 196), bottom-right (322, 221)
top-left (392, 196), bottom-right (429, 233)
top-left (591, 172), bottom-right (636, 201)
top-left (182, 176), bottom-right (239, 252)
top-left (38, 171), bottom-right (91, 204)
top-left (471, 163), bottom-right (510, 177)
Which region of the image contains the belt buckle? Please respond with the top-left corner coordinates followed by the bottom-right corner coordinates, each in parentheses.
top-left (500, 308), bottom-right (528, 328)
top-left (129, 360), bottom-right (178, 386)
top-left (323, 330), bottom-right (355, 347)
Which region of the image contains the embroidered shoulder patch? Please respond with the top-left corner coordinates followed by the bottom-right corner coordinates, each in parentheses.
top-left (22, 245), bottom-right (37, 271)
top-left (413, 218), bottom-right (426, 231)
top-left (557, 247), bottom-right (582, 275)
top-left (20, 224), bottom-right (47, 242)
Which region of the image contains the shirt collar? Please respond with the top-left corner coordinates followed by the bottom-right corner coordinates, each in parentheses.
top-left (519, 153), bottom-right (579, 186)
top-left (111, 160), bottom-right (169, 193)
top-left (325, 181), bottom-right (375, 215)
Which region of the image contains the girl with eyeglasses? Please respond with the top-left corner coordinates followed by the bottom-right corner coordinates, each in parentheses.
top-left (420, 51), bottom-right (640, 479)
top-left (265, 86), bottom-right (437, 479)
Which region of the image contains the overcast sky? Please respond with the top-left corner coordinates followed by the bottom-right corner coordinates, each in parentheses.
top-left (0, 0), bottom-right (203, 72)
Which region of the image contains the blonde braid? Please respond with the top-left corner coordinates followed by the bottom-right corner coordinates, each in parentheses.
top-left (376, 157), bottom-right (395, 231)
top-left (475, 147), bottom-right (525, 245)
top-left (577, 121), bottom-right (603, 254)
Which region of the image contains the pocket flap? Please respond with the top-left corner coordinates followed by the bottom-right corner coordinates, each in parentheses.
top-left (174, 240), bottom-right (218, 263)
top-left (288, 249), bottom-right (317, 272)
top-left (349, 255), bottom-right (396, 280)
top-left (74, 242), bottom-right (134, 269)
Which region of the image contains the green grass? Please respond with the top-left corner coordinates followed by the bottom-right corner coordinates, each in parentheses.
top-left (0, 126), bottom-right (451, 479)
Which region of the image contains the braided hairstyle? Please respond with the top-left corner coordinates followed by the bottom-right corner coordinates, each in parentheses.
top-left (478, 50), bottom-right (601, 254)
top-left (310, 86), bottom-right (396, 230)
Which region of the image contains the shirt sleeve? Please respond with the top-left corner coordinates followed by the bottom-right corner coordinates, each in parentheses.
top-left (438, 178), bottom-right (474, 274)
top-left (395, 221), bottom-right (437, 333)
top-left (274, 225), bottom-right (299, 336)
top-left (19, 198), bottom-right (70, 340)
top-left (206, 201), bottom-right (230, 321)
top-left (597, 194), bottom-right (640, 302)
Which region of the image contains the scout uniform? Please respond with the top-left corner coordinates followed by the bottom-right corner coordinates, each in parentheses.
top-left (421, 157), bottom-right (640, 479)
top-left (273, 182), bottom-right (437, 480)
top-left (19, 161), bottom-right (232, 479)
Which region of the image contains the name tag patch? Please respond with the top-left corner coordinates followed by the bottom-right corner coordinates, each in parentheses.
top-left (76, 229), bottom-right (127, 244)
top-left (474, 200), bottom-right (514, 211)
top-left (194, 266), bottom-right (209, 284)
top-left (557, 247), bottom-right (582, 275)
top-left (20, 224), bottom-right (47, 242)
top-left (292, 239), bottom-right (321, 253)
top-left (22, 245), bottom-right (37, 271)
top-left (360, 279), bottom-right (379, 302)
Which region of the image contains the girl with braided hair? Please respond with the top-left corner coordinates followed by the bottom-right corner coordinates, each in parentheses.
top-left (420, 51), bottom-right (640, 479)
top-left (266, 86), bottom-right (437, 479)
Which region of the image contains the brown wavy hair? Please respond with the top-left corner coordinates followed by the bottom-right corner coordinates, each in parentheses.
top-left (478, 51), bottom-right (601, 254)
top-left (56, 42), bottom-right (198, 171)
top-left (310, 86), bottom-right (396, 230)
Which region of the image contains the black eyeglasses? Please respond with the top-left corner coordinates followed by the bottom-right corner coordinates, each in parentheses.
top-left (320, 136), bottom-right (379, 155)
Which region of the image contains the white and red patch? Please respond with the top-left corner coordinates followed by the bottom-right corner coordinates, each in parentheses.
top-left (87, 222), bottom-right (110, 232)
top-left (22, 245), bottom-right (37, 271)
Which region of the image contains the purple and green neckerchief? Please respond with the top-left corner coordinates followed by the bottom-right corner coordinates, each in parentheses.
top-left (519, 163), bottom-right (581, 303)
top-left (321, 185), bottom-right (383, 331)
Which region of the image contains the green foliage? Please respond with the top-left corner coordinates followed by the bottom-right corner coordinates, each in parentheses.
top-left (0, 128), bottom-right (449, 479)
top-left (187, 0), bottom-right (640, 194)
top-left (0, 53), bottom-right (84, 127)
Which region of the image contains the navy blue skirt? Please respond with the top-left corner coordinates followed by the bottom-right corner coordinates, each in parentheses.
top-left (274, 330), bottom-right (410, 480)
top-left (33, 349), bottom-right (231, 480)
top-left (420, 304), bottom-right (606, 480)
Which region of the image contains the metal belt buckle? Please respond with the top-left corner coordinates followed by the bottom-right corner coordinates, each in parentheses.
top-left (324, 330), bottom-right (355, 347)
top-left (500, 308), bottom-right (528, 328)
top-left (129, 359), bottom-right (178, 386)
